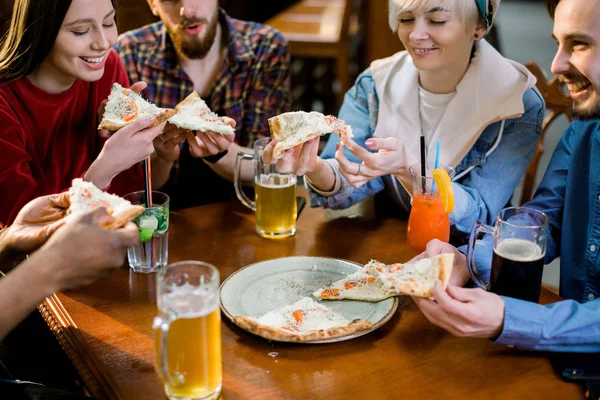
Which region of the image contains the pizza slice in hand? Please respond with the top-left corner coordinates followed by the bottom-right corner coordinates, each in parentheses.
top-left (233, 297), bottom-right (373, 342)
top-left (98, 83), bottom-right (176, 131)
top-left (268, 111), bottom-right (353, 159)
top-left (168, 91), bottom-right (235, 136)
top-left (313, 254), bottom-right (454, 301)
top-left (68, 179), bottom-right (144, 229)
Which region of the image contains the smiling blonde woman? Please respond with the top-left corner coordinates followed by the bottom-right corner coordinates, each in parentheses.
top-left (263, 0), bottom-right (544, 241)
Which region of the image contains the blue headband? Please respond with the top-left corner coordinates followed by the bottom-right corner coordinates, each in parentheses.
top-left (475, 0), bottom-right (494, 31)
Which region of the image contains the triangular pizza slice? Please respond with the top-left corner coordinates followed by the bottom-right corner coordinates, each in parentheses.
top-left (98, 83), bottom-right (176, 131)
top-left (233, 297), bottom-right (372, 342)
top-left (268, 111), bottom-right (353, 159)
top-left (313, 254), bottom-right (454, 301)
top-left (168, 91), bottom-right (235, 136)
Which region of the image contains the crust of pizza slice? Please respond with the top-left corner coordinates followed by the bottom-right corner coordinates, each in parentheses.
top-left (167, 91), bottom-right (235, 135)
top-left (268, 111), bottom-right (353, 159)
top-left (68, 179), bottom-right (144, 229)
top-left (232, 297), bottom-right (373, 342)
top-left (98, 83), bottom-right (176, 131)
top-left (233, 316), bottom-right (372, 342)
top-left (313, 254), bottom-right (454, 301)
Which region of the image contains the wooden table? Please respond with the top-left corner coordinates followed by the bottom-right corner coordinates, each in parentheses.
top-left (41, 192), bottom-right (581, 399)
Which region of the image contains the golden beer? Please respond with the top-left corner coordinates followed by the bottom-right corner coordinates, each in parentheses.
top-left (155, 290), bottom-right (222, 400)
top-left (255, 174), bottom-right (297, 238)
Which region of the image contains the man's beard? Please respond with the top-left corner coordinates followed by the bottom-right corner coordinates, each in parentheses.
top-left (572, 90), bottom-right (600, 120)
top-left (167, 10), bottom-right (219, 59)
top-left (561, 72), bottom-right (600, 120)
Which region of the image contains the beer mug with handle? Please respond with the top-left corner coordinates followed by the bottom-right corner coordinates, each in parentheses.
top-left (466, 207), bottom-right (548, 303)
top-left (153, 261), bottom-right (222, 400)
top-left (234, 137), bottom-right (297, 239)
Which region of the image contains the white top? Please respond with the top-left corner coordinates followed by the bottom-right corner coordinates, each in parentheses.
top-left (418, 86), bottom-right (456, 140)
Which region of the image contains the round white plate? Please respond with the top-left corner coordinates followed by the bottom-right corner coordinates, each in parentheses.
top-left (220, 256), bottom-right (398, 343)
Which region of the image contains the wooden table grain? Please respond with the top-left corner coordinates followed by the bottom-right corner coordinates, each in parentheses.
top-left (41, 192), bottom-right (582, 400)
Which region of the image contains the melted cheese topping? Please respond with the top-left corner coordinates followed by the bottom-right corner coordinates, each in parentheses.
top-left (68, 178), bottom-right (136, 219)
top-left (255, 297), bottom-right (349, 332)
top-left (168, 96), bottom-right (235, 135)
top-left (102, 83), bottom-right (165, 125)
top-left (272, 111), bottom-right (333, 141)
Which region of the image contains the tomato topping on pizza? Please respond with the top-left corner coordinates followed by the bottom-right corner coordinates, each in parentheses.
top-left (292, 310), bottom-right (305, 323)
top-left (119, 97), bottom-right (138, 122)
top-left (320, 288), bottom-right (340, 299)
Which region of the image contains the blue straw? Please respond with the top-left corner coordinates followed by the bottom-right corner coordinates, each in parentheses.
top-left (431, 140), bottom-right (440, 195)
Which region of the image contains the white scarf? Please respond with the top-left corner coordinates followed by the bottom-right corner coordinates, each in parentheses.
top-left (370, 39), bottom-right (536, 192)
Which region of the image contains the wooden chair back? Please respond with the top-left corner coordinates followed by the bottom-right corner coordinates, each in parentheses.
top-left (520, 62), bottom-right (573, 205)
top-left (266, 0), bottom-right (358, 108)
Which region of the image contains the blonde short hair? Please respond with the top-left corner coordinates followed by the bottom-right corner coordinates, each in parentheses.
top-left (388, 0), bottom-right (500, 32)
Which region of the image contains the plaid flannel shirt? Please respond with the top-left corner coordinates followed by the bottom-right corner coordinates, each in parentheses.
top-left (114, 9), bottom-right (291, 147)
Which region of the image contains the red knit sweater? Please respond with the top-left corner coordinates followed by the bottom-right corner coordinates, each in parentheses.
top-left (0, 50), bottom-right (143, 227)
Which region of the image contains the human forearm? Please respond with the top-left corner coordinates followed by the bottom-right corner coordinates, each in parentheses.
top-left (304, 158), bottom-right (336, 192)
top-left (0, 227), bottom-right (26, 273)
top-left (0, 252), bottom-right (57, 340)
top-left (85, 155), bottom-right (118, 190)
top-left (496, 297), bottom-right (600, 352)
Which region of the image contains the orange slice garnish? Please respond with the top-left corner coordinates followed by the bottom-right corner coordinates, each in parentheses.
top-left (432, 168), bottom-right (455, 213)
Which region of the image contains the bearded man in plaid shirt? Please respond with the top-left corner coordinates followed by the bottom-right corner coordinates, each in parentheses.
top-left (115, 0), bottom-right (291, 210)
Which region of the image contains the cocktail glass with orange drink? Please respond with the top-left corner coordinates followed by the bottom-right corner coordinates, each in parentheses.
top-left (406, 163), bottom-right (455, 253)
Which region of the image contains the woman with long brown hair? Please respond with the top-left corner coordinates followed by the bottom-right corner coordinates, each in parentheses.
top-left (0, 0), bottom-right (163, 226)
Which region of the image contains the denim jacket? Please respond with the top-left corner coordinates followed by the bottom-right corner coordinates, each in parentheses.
top-left (307, 64), bottom-right (544, 238)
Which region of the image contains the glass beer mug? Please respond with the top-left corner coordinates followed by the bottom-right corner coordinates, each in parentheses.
top-left (466, 207), bottom-right (548, 303)
top-left (153, 261), bottom-right (222, 400)
top-left (406, 163), bottom-right (455, 253)
top-left (234, 137), bottom-right (297, 239)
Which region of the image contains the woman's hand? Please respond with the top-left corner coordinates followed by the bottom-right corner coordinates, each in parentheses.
top-left (262, 138), bottom-right (337, 191)
top-left (187, 118), bottom-right (237, 159)
top-left (335, 134), bottom-right (417, 188)
top-left (262, 137), bottom-right (321, 175)
top-left (87, 116), bottom-right (165, 189)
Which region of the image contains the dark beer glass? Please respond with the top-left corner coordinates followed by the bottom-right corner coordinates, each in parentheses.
top-left (466, 207), bottom-right (548, 302)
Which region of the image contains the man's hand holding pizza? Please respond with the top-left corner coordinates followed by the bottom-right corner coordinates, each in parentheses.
top-left (185, 117), bottom-right (236, 159)
top-left (0, 193), bottom-right (70, 272)
top-left (410, 240), bottom-right (505, 339)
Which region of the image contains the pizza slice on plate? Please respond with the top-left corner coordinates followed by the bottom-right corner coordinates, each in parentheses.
top-left (98, 83), bottom-right (176, 131)
top-left (232, 297), bottom-right (373, 342)
top-left (167, 91), bottom-right (235, 136)
top-left (68, 179), bottom-right (144, 229)
top-left (268, 111), bottom-right (353, 159)
top-left (313, 254), bottom-right (454, 301)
